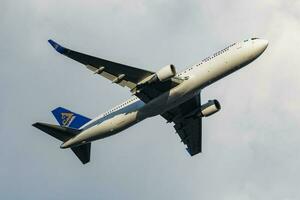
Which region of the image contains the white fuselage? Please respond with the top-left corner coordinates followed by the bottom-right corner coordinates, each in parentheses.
top-left (61, 38), bottom-right (268, 148)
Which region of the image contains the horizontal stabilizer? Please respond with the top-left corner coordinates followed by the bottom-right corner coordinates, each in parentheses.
top-left (33, 122), bottom-right (91, 164)
top-left (32, 122), bottom-right (79, 142)
top-left (71, 143), bottom-right (91, 164)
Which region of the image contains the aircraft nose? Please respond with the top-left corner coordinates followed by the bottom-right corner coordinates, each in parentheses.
top-left (261, 39), bottom-right (269, 49)
top-left (255, 39), bottom-right (268, 55)
top-left (259, 39), bottom-right (269, 52)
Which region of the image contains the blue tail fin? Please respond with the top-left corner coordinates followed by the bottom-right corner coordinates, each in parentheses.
top-left (52, 107), bottom-right (91, 129)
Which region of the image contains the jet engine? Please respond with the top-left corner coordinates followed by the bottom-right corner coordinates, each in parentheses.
top-left (155, 64), bottom-right (176, 82)
top-left (199, 100), bottom-right (221, 117)
top-left (183, 99), bottom-right (221, 119)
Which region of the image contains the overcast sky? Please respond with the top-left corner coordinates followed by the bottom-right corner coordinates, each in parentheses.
top-left (1, 0), bottom-right (300, 199)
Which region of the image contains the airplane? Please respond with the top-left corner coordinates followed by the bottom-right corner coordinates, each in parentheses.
top-left (33, 38), bottom-right (268, 164)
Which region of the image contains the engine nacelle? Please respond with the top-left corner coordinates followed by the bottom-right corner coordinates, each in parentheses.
top-left (198, 100), bottom-right (221, 117)
top-left (155, 64), bottom-right (176, 82)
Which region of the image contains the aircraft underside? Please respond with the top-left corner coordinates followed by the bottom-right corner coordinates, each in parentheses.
top-left (33, 38), bottom-right (268, 164)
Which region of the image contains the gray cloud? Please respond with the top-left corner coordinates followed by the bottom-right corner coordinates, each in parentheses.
top-left (1, 0), bottom-right (300, 199)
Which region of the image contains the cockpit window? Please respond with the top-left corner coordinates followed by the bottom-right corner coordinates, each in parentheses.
top-left (251, 38), bottom-right (259, 40)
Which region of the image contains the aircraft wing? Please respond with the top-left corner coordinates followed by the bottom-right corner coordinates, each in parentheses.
top-left (161, 94), bottom-right (203, 156)
top-left (48, 40), bottom-right (181, 100)
top-left (48, 40), bottom-right (153, 89)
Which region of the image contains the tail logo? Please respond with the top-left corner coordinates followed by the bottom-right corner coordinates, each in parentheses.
top-left (61, 113), bottom-right (75, 127)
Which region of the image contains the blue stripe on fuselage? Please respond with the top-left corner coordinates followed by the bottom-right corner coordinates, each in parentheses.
top-left (81, 99), bottom-right (145, 130)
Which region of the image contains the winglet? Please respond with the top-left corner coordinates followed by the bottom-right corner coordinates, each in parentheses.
top-left (48, 39), bottom-right (66, 54)
top-left (186, 148), bottom-right (192, 156)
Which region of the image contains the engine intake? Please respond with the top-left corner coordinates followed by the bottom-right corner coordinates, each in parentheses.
top-left (198, 100), bottom-right (221, 117)
top-left (155, 64), bottom-right (176, 82)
